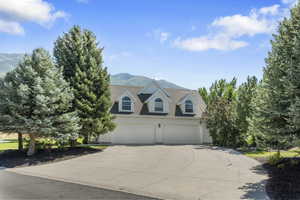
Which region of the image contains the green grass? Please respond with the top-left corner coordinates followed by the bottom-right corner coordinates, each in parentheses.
top-left (0, 139), bottom-right (18, 152)
top-left (244, 149), bottom-right (300, 158)
top-left (0, 138), bottom-right (107, 152)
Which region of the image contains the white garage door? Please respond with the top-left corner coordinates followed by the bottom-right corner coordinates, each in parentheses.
top-left (112, 124), bottom-right (156, 144)
top-left (163, 124), bottom-right (200, 144)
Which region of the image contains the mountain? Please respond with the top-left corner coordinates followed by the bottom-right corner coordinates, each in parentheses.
top-left (0, 54), bottom-right (184, 89)
top-left (0, 53), bottom-right (24, 77)
top-left (111, 73), bottom-right (185, 89)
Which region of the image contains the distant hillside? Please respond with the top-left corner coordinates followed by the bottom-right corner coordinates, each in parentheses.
top-left (0, 53), bottom-right (24, 76)
top-left (0, 54), bottom-right (184, 89)
top-left (111, 73), bottom-right (185, 89)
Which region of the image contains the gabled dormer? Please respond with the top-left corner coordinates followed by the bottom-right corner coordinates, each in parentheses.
top-left (118, 90), bottom-right (136, 113)
top-left (138, 81), bottom-right (171, 114)
top-left (178, 93), bottom-right (195, 115)
top-left (145, 89), bottom-right (172, 113)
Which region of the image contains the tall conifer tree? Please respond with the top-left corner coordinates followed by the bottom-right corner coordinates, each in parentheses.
top-left (0, 48), bottom-right (80, 156)
top-left (54, 26), bottom-right (115, 143)
top-left (248, 4), bottom-right (300, 150)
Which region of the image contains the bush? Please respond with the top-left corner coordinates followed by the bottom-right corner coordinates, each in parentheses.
top-left (268, 151), bottom-right (283, 165)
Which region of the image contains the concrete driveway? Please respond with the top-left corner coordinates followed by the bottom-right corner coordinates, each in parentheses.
top-left (8, 145), bottom-right (268, 200)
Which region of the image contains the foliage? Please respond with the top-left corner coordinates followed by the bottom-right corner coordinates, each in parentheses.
top-left (200, 76), bottom-right (258, 147)
top-left (234, 76), bottom-right (258, 145)
top-left (54, 26), bottom-right (115, 143)
top-left (0, 48), bottom-right (80, 155)
top-left (268, 151), bottom-right (283, 165)
top-left (200, 78), bottom-right (240, 147)
top-left (248, 4), bottom-right (300, 150)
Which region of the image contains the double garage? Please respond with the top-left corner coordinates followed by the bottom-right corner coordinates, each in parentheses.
top-left (98, 115), bottom-right (212, 144)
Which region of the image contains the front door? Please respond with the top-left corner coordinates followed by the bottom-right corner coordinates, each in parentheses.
top-left (155, 123), bottom-right (163, 143)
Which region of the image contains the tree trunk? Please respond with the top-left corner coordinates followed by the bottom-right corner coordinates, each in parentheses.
top-left (27, 134), bottom-right (36, 156)
top-left (70, 139), bottom-right (76, 147)
top-left (83, 135), bottom-right (89, 144)
top-left (18, 132), bottom-right (23, 151)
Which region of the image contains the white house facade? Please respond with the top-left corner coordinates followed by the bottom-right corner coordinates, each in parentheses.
top-left (98, 81), bottom-right (212, 144)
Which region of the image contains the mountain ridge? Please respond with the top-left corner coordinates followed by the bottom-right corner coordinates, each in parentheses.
top-left (0, 53), bottom-right (184, 89)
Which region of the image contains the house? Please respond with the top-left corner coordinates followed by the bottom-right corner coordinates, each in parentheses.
top-left (98, 81), bottom-right (212, 144)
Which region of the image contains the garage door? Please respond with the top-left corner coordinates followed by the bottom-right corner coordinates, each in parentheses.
top-left (112, 124), bottom-right (156, 144)
top-left (163, 124), bottom-right (200, 144)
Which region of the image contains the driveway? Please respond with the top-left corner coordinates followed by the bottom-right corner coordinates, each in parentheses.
top-left (0, 170), bottom-right (157, 200)
top-left (8, 145), bottom-right (268, 200)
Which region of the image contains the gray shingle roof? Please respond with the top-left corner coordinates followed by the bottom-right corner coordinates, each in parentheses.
top-left (110, 84), bottom-right (206, 117)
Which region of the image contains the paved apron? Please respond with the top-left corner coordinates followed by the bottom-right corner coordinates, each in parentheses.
top-left (8, 145), bottom-right (269, 200)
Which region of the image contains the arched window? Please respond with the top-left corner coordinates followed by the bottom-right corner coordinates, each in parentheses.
top-left (154, 98), bottom-right (163, 112)
top-left (185, 100), bottom-right (193, 113)
top-left (122, 96), bottom-right (132, 111)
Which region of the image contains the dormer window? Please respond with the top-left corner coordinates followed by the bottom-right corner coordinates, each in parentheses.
top-left (121, 96), bottom-right (132, 112)
top-left (185, 100), bottom-right (193, 113)
top-left (154, 98), bottom-right (163, 112)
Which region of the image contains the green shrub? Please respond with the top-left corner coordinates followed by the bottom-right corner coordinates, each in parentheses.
top-left (268, 151), bottom-right (283, 165)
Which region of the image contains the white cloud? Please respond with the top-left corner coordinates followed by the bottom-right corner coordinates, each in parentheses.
top-left (147, 29), bottom-right (171, 43)
top-left (107, 51), bottom-right (132, 61)
top-left (212, 13), bottom-right (273, 37)
top-left (281, 0), bottom-right (298, 7)
top-left (0, 19), bottom-right (24, 35)
top-left (0, 0), bottom-right (67, 35)
top-left (175, 2), bottom-right (291, 52)
top-left (259, 5), bottom-right (280, 16)
top-left (174, 36), bottom-right (248, 51)
top-left (159, 32), bottom-right (170, 43)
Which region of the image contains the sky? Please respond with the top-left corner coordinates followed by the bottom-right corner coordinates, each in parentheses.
top-left (0, 0), bottom-right (298, 89)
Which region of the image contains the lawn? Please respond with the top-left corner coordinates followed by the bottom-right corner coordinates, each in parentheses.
top-left (244, 149), bottom-right (300, 158)
top-left (0, 139), bottom-right (18, 152)
top-left (0, 137), bottom-right (107, 152)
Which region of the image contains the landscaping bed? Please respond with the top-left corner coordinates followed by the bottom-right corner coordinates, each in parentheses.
top-left (0, 146), bottom-right (105, 168)
top-left (263, 158), bottom-right (300, 200)
top-left (242, 149), bottom-right (300, 200)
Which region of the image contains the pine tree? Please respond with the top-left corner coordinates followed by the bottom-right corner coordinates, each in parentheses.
top-left (54, 26), bottom-right (115, 143)
top-left (0, 48), bottom-right (80, 156)
top-left (248, 4), bottom-right (300, 150)
top-left (234, 76), bottom-right (257, 144)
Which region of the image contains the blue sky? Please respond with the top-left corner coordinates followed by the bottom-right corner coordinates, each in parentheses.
top-left (0, 0), bottom-right (297, 89)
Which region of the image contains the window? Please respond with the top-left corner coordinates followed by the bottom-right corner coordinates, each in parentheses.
top-left (154, 98), bottom-right (163, 112)
top-left (121, 96), bottom-right (132, 111)
top-left (185, 100), bottom-right (193, 113)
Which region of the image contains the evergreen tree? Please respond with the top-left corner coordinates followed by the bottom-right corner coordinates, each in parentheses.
top-left (199, 78), bottom-right (240, 147)
top-left (234, 76), bottom-right (257, 144)
top-left (0, 74), bottom-right (24, 151)
top-left (0, 48), bottom-right (80, 156)
top-left (248, 4), bottom-right (300, 150)
top-left (54, 26), bottom-right (115, 143)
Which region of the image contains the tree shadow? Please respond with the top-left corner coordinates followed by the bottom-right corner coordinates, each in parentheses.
top-left (193, 145), bottom-right (243, 155)
top-left (0, 147), bottom-right (103, 168)
top-left (238, 164), bottom-right (269, 199)
top-left (239, 179), bottom-right (269, 200)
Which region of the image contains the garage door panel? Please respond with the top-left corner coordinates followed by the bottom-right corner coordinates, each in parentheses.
top-left (163, 124), bottom-right (200, 144)
top-left (112, 124), bottom-right (156, 144)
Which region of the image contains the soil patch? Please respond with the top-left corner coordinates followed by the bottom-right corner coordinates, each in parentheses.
top-left (263, 158), bottom-right (300, 200)
top-left (0, 147), bottom-right (102, 168)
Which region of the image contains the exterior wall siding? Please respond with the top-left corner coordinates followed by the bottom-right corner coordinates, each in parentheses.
top-left (98, 115), bottom-right (212, 144)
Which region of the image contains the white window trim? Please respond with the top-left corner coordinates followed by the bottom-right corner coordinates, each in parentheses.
top-left (154, 98), bottom-right (165, 113)
top-left (145, 89), bottom-right (171, 113)
top-left (178, 94), bottom-right (196, 115)
top-left (183, 99), bottom-right (194, 114)
top-left (118, 90), bottom-right (136, 113)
